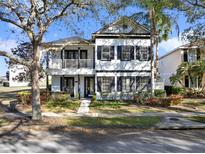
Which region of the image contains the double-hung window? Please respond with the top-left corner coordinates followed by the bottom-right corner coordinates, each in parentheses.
top-left (97, 46), bottom-right (114, 60)
top-left (136, 46), bottom-right (150, 61)
top-left (97, 77), bottom-right (115, 93)
top-left (118, 77), bottom-right (135, 92)
top-left (101, 46), bottom-right (110, 60)
top-left (136, 76), bottom-right (150, 91)
top-left (188, 49), bottom-right (197, 63)
top-left (117, 46), bottom-right (134, 61)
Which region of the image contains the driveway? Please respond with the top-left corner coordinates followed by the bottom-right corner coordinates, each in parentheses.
top-left (0, 128), bottom-right (205, 152)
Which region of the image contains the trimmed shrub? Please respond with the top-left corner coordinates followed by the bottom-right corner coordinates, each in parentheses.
top-left (91, 94), bottom-right (96, 103)
top-left (17, 91), bottom-right (31, 105)
top-left (47, 92), bottom-right (79, 111)
top-left (134, 91), bottom-right (152, 104)
top-left (144, 95), bottom-right (183, 107)
top-left (154, 89), bottom-right (166, 97)
top-left (51, 92), bottom-right (70, 101)
top-left (144, 97), bottom-right (160, 106)
top-left (165, 86), bottom-right (185, 96)
top-left (17, 90), bottom-right (51, 105)
top-left (169, 95), bottom-right (183, 106)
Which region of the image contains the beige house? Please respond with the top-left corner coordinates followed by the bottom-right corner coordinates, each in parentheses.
top-left (159, 40), bottom-right (205, 88)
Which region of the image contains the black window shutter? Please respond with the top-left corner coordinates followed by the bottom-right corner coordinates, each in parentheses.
top-left (117, 46), bottom-right (122, 60)
top-left (97, 46), bottom-right (102, 60)
top-left (110, 46), bottom-right (115, 60)
top-left (130, 46), bottom-right (134, 60)
top-left (136, 46), bottom-right (140, 60)
top-left (111, 77), bottom-right (115, 91)
top-left (60, 77), bottom-right (63, 91)
top-left (184, 50), bottom-right (188, 62)
top-left (148, 46), bottom-right (151, 61)
top-left (61, 50), bottom-right (63, 59)
top-left (185, 76), bottom-right (189, 88)
top-left (117, 77), bottom-right (122, 91)
top-left (197, 48), bottom-right (200, 60)
top-left (97, 77), bottom-right (101, 92)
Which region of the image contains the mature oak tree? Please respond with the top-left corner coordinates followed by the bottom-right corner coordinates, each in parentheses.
top-left (0, 0), bottom-right (113, 120)
top-left (176, 0), bottom-right (205, 41)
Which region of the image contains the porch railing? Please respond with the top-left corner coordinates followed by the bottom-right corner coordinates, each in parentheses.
top-left (49, 59), bottom-right (93, 69)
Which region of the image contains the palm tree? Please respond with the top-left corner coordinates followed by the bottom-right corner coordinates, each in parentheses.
top-left (170, 60), bottom-right (205, 91)
top-left (130, 7), bottom-right (178, 79)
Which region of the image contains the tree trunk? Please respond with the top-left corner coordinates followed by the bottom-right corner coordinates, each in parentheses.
top-left (31, 44), bottom-right (42, 120)
top-left (149, 8), bottom-right (155, 96)
top-left (155, 39), bottom-right (159, 80)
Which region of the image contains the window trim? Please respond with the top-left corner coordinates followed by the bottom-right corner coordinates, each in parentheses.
top-left (136, 46), bottom-right (150, 61)
top-left (101, 46), bottom-right (111, 61)
top-left (120, 46), bottom-right (132, 61)
top-left (97, 77), bottom-right (115, 93)
top-left (136, 76), bottom-right (150, 91)
top-left (121, 76), bottom-right (135, 92)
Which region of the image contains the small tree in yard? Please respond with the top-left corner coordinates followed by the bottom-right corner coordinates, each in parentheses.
top-left (0, 0), bottom-right (113, 120)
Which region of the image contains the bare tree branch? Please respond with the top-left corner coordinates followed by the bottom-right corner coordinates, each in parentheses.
top-left (0, 50), bottom-right (31, 67)
top-left (185, 0), bottom-right (205, 9)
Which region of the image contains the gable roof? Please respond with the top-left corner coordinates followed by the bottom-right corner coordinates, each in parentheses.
top-left (44, 36), bottom-right (91, 46)
top-left (159, 40), bottom-right (205, 60)
top-left (94, 16), bottom-right (150, 35)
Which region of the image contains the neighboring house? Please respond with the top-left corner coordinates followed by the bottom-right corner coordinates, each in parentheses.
top-left (159, 40), bottom-right (205, 89)
top-left (0, 76), bottom-right (7, 85)
top-left (9, 64), bottom-right (47, 87)
top-left (46, 16), bottom-right (152, 100)
top-left (9, 64), bottom-right (30, 87)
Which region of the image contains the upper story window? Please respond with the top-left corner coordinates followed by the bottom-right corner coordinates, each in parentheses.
top-left (80, 50), bottom-right (87, 59)
top-left (136, 46), bottom-right (150, 61)
top-left (188, 49), bottom-right (197, 62)
top-left (63, 50), bottom-right (88, 59)
top-left (97, 46), bottom-right (114, 61)
top-left (183, 49), bottom-right (200, 63)
top-left (117, 46), bottom-right (134, 61)
top-left (64, 50), bottom-right (78, 59)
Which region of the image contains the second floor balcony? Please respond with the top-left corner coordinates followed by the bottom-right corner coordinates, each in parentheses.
top-left (49, 59), bottom-right (94, 69)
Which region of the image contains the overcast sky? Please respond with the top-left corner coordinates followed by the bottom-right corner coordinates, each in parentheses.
top-left (0, 6), bottom-right (191, 76)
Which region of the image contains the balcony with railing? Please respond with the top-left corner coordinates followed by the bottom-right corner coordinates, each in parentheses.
top-left (49, 59), bottom-right (94, 69)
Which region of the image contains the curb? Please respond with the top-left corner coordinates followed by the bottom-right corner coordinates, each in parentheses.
top-left (155, 125), bottom-right (205, 130)
top-left (48, 124), bottom-right (205, 132)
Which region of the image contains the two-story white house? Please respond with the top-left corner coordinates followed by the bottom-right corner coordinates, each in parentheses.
top-left (159, 40), bottom-right (205, 89)
top-left (46, 17), bottom-right (152, 100)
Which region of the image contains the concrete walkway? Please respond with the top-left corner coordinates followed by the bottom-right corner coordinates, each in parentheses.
top-left (77, 98), bottom-right (91, 114)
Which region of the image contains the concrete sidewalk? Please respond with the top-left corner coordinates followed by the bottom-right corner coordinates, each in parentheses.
top-left (40, 111), bottom-right (205, 118)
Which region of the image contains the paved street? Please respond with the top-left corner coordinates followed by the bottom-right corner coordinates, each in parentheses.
top-left (0, 129), bottom-right (205, 153)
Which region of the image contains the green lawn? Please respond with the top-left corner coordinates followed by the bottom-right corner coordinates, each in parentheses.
top-left (90, 101), bottom-right (131, 109)
top-left (45, 99), bottom-right (80, 112)
top-left (90, 101), bottom-right (170, 114)
top-left (187, 116), bottom-right (205, 123)
top-left (67, 116), bottom-right (161, 128)
top-left (181, 99), bottom-right (205, 111)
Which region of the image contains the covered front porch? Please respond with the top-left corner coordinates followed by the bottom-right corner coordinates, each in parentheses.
top-left (51, 75), bottom-right (95, 98)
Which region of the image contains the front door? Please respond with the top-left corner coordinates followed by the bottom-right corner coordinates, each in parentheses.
top-left (84, 77), bottom-right (95, 97)
top-left (64, 77), bottom-right (74, 97)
